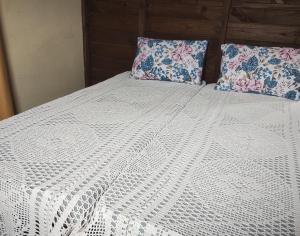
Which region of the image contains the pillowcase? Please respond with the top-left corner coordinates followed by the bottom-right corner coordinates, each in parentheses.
top-left (215, 43), bottom-right (300, 100)
top-left (131, 37), bottom-right (208, 85)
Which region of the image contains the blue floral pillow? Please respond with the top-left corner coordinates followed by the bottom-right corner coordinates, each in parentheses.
top-left (215, 44), bottom-right (300, 100)
top-left (131, 37), bottom-right (208, 85)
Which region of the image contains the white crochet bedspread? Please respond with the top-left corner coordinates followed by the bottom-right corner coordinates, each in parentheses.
top-left (0, 72), bottom-right (300, 236)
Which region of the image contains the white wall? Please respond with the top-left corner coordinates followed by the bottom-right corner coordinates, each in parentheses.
top-left (0, 0), bottom-right (85, 112)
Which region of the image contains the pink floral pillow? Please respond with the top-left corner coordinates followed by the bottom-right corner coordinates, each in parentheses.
top-left (131, 37), bottom-right (208, 85)
top-left (215, 44), bottom-right (300, 100)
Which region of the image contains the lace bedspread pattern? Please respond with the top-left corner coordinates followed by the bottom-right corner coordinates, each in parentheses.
top-left (81, 84), bottom-right (300, 236)
top-left (1, 72), bottom-right (300, 235)
top-left (0, 72), bottom-right (201, 235)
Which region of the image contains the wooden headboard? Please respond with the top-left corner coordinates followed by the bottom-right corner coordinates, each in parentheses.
top-left (82, 0), bottom-right (300, 86)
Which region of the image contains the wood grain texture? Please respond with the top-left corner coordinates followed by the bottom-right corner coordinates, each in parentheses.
top-left (83, 0), bottom-right (139, 85)
top-left (138, 0), bottom-right (147, 36)
top-left (83, 0), bottom-right (300, 86)
top-left (227, 0), bottom-right (300, 46)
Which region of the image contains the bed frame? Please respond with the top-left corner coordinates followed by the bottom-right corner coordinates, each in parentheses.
top-left (82, 0), bottom-right (300, 86)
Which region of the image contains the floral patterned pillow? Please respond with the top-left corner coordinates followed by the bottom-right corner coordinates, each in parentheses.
top-left (215, 43), bottom-right (300, 100)
top-left (131, 37), bottom-right (208, 85)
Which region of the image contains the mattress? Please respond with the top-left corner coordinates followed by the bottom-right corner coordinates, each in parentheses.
top-left (0, 72), bottom-right (300, 235)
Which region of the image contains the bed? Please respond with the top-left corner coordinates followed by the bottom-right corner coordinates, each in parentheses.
top-left (1, 0), bottom-right (300, 235)
top-left (0, 71), bottom-right (299, 235)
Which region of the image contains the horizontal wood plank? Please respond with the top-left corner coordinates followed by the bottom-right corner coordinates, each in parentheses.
top-left (230, 7), bottom-right (300, 26)
top-left (90, 42), bottom-right (136, 60)
top-left (227, 22), bottom-right (300, 45)
top-left (148, 0), bottom-right (224, 7)
top-left (88, 28), bottom-right (138, 46)
top-left (147, 16), bottom-right (222, 39)
top-left (90, 55), bottom-right (133, 72)
top-left (87, 0), bottom-right (139, 14)
top-left (87, 13), bottom-right (139, 33)
top-left (148, 4), bottom-right (224, 21)
top-left (232, 0), bottom-right (300, 5)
